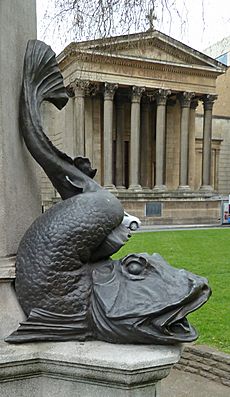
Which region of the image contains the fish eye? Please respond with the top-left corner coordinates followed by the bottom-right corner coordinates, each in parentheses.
top-left (127, 261), bottom-right (143, 275)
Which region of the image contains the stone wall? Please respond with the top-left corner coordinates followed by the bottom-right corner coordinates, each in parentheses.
top-left (176, 345), bottom-right (230, 388)
top-left (121, 197), bottom-right (221, 225)
top-left (213, 67), bottom-right (230, 118)
top-left (196, 114), bottom-right (230, 195)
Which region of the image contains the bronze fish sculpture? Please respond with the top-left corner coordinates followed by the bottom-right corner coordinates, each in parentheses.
top-left (6, 40), bottom-right (211, 344)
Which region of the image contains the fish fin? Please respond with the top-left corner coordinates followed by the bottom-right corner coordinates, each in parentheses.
top-left (65, 176), bottom-right (84, 193)
top-left (5, 308), bottom-right (90, 343)
top-left (73, 156), bottom-right (97, 179)
top-left (91, 224), bottom-right (130, 261)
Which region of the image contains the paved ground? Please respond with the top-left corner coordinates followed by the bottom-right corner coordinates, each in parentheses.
top-left (136, 223), bottom-right (228, 233)
top-left (161, 368), bottom-right (230, 397)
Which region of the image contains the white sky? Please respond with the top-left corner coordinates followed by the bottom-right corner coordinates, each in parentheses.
top-left (36, 0), bottom-right (230, 56)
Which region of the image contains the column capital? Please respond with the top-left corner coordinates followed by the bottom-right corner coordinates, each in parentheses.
top-left (202, 94), bottom-right (218, 111)
top-left (190, 98), bottom-right (199, 110)
top-left (69, 79), bottom-right (92, 97)
top-left (131, 86), bottom-right (145, 103)
top-left (84, 82), bottom-right (99, 97)
top-left (104, 82), bottom-right (118, 100)
top-left (179, 92), bottom-right (195, 108)
top-left (155, 89), bottom-right (171, 105)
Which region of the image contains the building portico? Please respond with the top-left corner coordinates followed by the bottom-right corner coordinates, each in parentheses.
top-left (43, 30), bottom-right (226, 224)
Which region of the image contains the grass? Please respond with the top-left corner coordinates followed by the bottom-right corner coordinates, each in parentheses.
top-left (113, 228), bottom-right (230, 354)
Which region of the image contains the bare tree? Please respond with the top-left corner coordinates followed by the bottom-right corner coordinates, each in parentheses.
top-left (40, 0), bottom-right (193, 46)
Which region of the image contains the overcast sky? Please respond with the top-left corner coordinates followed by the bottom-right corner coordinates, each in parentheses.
top-left (36, 0), bottom-right (230, 56)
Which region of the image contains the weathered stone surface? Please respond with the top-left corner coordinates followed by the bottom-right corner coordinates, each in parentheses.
top-left (175, 344), bottom-right (230, 387)
top-left (0, 341), bottom-right (181, 397)
top-left (0, 282), bottom-right (25, 340)
top-left (0, 0), bottom-right (40, 259)
top-left (0, 0), bottom-right (40, 339)
top-left (161, 368), bottom-right (230, 397)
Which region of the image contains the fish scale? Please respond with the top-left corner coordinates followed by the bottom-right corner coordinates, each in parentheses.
top-left (15, 190), bottom-right (124, 316)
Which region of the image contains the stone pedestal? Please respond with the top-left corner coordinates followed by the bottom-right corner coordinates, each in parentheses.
top-left (0, 341), bottom-right (181, 397)
top-left (0, 0), bottom-right (40, 339)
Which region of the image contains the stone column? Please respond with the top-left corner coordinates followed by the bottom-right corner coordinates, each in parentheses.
top-left (153, 89), bottom-right (171, 191)
top-left (0, 0), bottom-right (40, 339)
top-left (71, 79), bottom-right (88, 156)
top-left (200, 94), bottom-right (217, 191)
top-left (141, 97), bottom-right (152, 189)
top-left (103, 82), bottom-right (118, 189)
top-left (188, 99), bottom-right (199, 189)
top-left (63, 86), bottom-right (75, 159)
top-left (129, 86), bottom-right (145, 190)
top-left (178, 92), bottom-right (195, 191)
top-left (115, 97), bottom-right (125, 189)
top-left (83, 82), bottom-right (99, 165)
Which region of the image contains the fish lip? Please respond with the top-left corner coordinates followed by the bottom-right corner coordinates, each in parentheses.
top-left (164, 284), bottom-right (211, 327)
top-left (137, 283), bottom-right (211, 342)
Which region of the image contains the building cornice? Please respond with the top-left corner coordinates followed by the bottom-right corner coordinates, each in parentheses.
top-left (59, 49), bottom-right (223, 80)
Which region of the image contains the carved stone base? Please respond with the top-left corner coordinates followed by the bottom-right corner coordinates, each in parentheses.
top-left (104, 184), bottom-right (117, 191)
top-left (199, 185), bottom-right (214, 193)
top-left (153, 185), bottom-right (167, 192)
top-left (0, 256), bottom-right (26, 340)
top-left (128, 184), bottom-right (142, 191)
top-left (177, 185), bottom-right (191, 192)
top-left (0, 341), bottom-right (181, 397)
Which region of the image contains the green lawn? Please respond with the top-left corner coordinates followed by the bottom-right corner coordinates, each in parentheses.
top-left (113, 229), bottom-right (230, 353)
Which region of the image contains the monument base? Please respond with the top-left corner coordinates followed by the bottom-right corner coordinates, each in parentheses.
top-left (0, 340), bottom-right (181, 397)
top-left (0, 256), bottom-right (26, 340)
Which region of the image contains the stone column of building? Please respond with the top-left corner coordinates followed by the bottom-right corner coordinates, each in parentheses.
top-left (141, 97), bottom-right (152, 189)
top-left (153, 89), bottom-right (171, 191)
top-left (84, 82), bottom-right (99, 165)
top-left (103, 82), bottom-right (118, 189)
top-left (116, 96), bottom-right (125, 189)
top-left (178, 92), bottom-right (195, 190)
top-left (71, 79), bottom-right (89, 156)
top-left (200, 94), bottom-right (217, 191)
top-left (129, 86), bottom-right (145, 190)
top-left (188, 99), bottom-right (199, 189)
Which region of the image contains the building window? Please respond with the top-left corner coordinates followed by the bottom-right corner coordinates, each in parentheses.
top-left (145, 202), bottom-right (162, 217)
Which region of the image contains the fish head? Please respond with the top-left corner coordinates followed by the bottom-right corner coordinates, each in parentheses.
top-left (92, 253), bottom-right (211, 344)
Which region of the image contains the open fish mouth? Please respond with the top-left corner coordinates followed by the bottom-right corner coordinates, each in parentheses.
top-left (138, 283), bottom-right (211, 343)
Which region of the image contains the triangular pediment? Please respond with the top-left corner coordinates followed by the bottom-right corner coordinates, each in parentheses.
top-left (69, 30), bottom-right (225, 72)
top-left (111, 39), bottom-right (197, 65)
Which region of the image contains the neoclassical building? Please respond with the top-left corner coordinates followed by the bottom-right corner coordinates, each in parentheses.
top-left (42, 30), bottom-right (227, 224)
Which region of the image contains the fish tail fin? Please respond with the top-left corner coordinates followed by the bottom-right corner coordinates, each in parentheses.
top-left (23, 39), bottom-right (69, 109)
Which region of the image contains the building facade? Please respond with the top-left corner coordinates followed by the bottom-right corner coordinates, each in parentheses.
top-left (42, 30), bottom-right (227, 224)
top-left (202, 37), bottom-right (230, 202)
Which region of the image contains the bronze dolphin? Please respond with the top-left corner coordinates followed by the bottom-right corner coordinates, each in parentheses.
top-left (6, 40), bottom-right (211, 344)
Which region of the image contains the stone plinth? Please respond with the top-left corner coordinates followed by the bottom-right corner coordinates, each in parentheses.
top-left (0, 341), bottom-right (181, 397)
top-left (0, 0), bottom-right (40, 339)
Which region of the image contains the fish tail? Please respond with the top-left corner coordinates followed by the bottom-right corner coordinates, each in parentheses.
top-left (22, 39), bottom-right (68, 109)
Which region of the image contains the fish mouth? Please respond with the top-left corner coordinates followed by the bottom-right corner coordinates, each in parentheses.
top-left (137, 284), bottom-right (211, 343)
